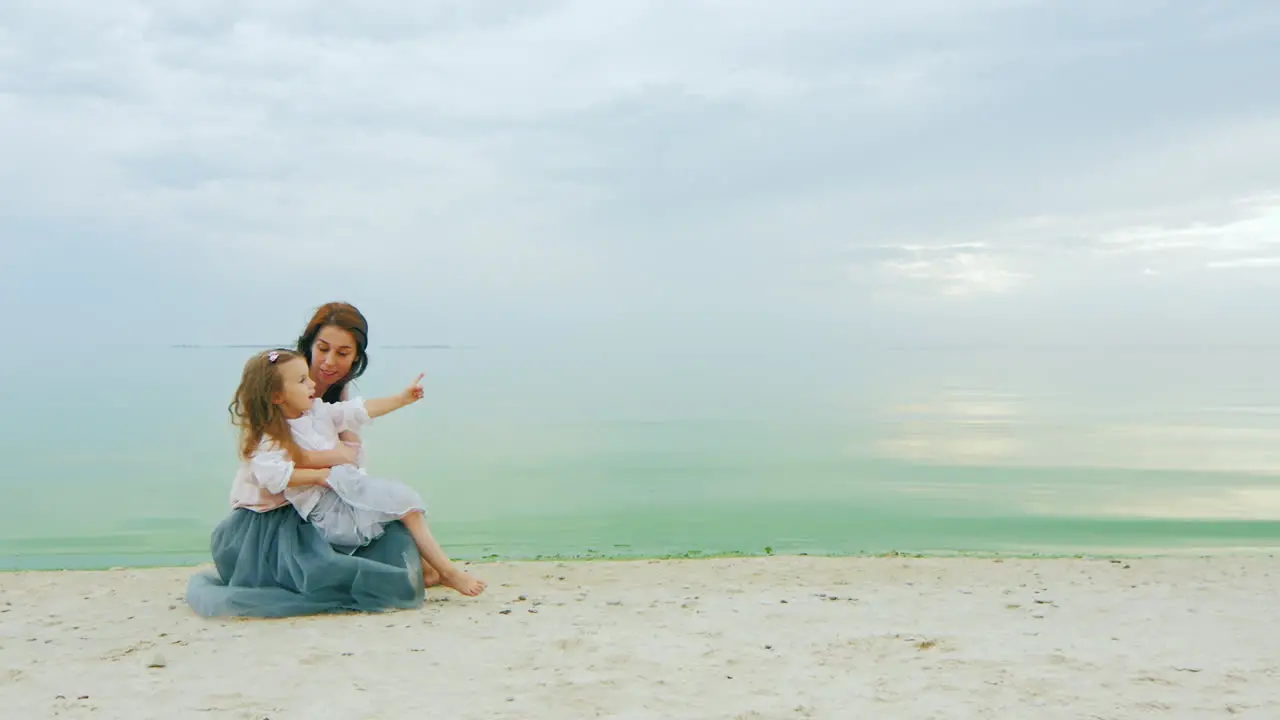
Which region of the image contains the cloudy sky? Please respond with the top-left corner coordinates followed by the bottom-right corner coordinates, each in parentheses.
top-left (3, 0), bottom-right (1279, 348)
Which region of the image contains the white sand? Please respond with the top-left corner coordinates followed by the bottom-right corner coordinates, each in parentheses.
top-left (1, 555), bottom-right (1277, 719)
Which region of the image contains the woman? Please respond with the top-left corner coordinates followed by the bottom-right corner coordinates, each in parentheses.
top-left (292, 302), bottom-right (446, 588)
top-left (186, 302), bottom-right (434, 618)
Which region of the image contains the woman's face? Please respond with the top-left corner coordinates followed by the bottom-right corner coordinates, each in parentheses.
top-left (310, 325), bottom-right (360, 389)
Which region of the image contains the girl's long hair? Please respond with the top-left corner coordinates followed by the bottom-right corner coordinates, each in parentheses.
top-left (229, 349), bottom-right (305, 462)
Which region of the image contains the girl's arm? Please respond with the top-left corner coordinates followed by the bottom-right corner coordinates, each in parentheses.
top-left (364, 373), bottom-right (425, 419)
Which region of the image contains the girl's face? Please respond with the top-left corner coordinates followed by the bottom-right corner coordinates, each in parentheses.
top-left (311, 325), bottom-right (360, 389)
top-left (274, 357), bottom-right (316, 418)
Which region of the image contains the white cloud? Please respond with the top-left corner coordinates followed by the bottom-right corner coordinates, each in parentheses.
top-left (879, 249), bottom-right (1029, 296)
top-left (852, 180), bottom-right (1280, 299)
top-left (2, 0), bottom-right (1280, 343)
top-left (1208, 257), bottom-right (1280, 270)
top-left (1094, 193), bottom-right (1280, 257)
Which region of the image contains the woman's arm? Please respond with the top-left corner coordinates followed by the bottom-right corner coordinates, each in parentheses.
top-left (339, 384), bottom-right (363, 446)
top-left (250, 448), bottom-right (333, 493)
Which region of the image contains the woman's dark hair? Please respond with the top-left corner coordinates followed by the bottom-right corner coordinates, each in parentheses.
top-left (296, 302), bottom-right (370, 403)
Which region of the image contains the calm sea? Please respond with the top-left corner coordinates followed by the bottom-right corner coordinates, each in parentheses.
top-left (3, 344), bottom-right (1279, 570)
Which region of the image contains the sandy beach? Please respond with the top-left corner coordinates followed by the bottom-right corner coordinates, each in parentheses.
top-left (1, 555), bottom-right (1277, 719)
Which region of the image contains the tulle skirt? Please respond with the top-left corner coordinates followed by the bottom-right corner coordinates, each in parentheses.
top-left (309, 465), bottom-right (427, 553)
top-left (185, 505), bottom-right (424, 618)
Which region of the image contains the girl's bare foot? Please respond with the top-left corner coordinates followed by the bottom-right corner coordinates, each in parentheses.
top-left (439, 568), bottom-right (487, 597)
top-left (420, 560), bottom-right (442, 588)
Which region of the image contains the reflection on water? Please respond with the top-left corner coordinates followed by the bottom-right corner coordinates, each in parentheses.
top-left (1083, 487), bottom-right (1280, 521)
top-left (874, 373), bottom-right (1280, 521)
top-left (879, 389), bottom-right (1280, 473)
top-left (879, 390), bottom-right (1026, 465)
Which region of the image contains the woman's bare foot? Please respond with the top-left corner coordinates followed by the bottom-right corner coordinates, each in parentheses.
top-left (439, 567), bottom-right (487, 597)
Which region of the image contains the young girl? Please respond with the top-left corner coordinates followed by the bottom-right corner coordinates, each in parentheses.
top-left (229, 348), bottom-right (486, 597)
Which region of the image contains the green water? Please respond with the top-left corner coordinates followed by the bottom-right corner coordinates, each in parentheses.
top-left (4, 344), bottom-right (1279, 570)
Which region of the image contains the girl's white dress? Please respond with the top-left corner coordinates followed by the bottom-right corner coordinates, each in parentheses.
top-left (247, 397), bottom-right (426, 553)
